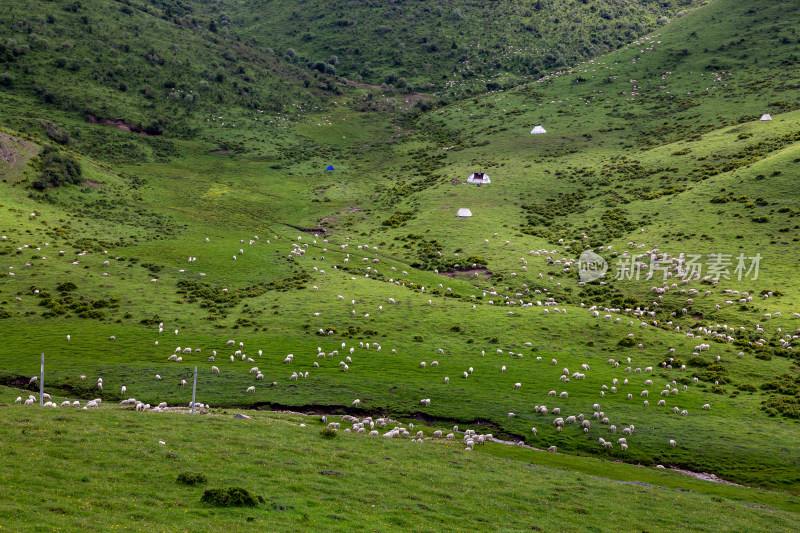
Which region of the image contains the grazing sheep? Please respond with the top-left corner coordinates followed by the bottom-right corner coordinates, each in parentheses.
top-left (669, 439), bottom-right (676, 448)
top-left (246, 386), bottom-right (255, 393)
top-left (211, 366), bottom-right (220, 374)
top-left (155, 374), bottom-right (162, 381)
top-left (513, 382), bottom-right (521, 389)
top-left (702, 403), bottom-right (710, 410)
top-left (547, 446), bottom-right (557, 453)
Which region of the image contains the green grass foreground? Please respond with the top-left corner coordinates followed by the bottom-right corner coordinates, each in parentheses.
top-left (0, 403), bottom-right (797, 532)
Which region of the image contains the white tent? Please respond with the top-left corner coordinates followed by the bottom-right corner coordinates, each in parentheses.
top-left (531, 125), bottom-right (547, 134)
top-left (466, 172), bottom-right (490, 184)
top-left (456, 208), bottom-right (472, 218)
top-left (760, 114), bottom-right (772, 121)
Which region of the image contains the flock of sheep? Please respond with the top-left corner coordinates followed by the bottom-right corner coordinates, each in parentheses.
top-left (6, 226), bottom-right (798, 461)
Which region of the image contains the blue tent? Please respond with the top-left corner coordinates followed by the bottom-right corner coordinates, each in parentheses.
top-left (326, 165), bottom-right (335, 171)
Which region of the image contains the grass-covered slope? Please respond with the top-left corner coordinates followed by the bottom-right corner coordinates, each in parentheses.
top-left (0, 405), bottom-right (797, 531)
top-left (229, 0), bottom-right (708, 94)
top-left (1, 0), bottom-right (800, 502)
top-left (0, 0), bottom-right (340, 152)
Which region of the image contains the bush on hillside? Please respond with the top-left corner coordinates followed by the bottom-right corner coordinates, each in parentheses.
top-left (200, 487), bottom-right (261, 507)
top-left (31, 146), bottom-right (82, 190)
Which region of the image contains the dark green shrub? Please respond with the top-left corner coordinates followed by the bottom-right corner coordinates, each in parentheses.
top-left (200, 487), bottom-right (260, 507)
top-left (56, 281), bottom-right (77, 292)
top-left (320, 427), bottom-right (337, 439)
top-left (177, 472), bottom-right (207, 485)
top-left (31, 147), bottom-right (82, 190)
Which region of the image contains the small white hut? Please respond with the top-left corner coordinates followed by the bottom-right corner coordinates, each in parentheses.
top-left (759, 114), bottom-right (772, 121)
top-left (531, 125), bottom-right (547, 134)
top-left (456, 208), bottom-right (473, 218)
top-left (467, 172), bottom-right (490, 185)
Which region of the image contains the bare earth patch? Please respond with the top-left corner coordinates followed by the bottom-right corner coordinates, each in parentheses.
top-left (0, 131), bottom-right (39, 182)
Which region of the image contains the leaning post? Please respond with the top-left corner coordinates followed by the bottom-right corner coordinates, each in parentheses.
top-left (191, 366), bottom-right (198, 414)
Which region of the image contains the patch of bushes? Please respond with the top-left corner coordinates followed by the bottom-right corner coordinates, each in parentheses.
top-left (762, 395), bottom-right (800, 419)
top-left (177, 472), bottom-right (207, 485)
top-left (31, 146), bottom-right (82, 190)
top-left (140, 262), bottom-right (164, 273)
top-left (200, 487), bottom-right (261, 507)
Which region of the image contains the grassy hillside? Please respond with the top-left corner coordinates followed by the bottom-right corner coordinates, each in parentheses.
top-left (227, 0), bottom-right (709, 95)
top-left (1, 0), bottom-right (800, 516)
top-left (0, 0), bottom-right (348, 165)
top-left (0, 404), bottom-right (797, 531)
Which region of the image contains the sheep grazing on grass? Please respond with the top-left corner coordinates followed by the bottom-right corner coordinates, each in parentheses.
top-left (669, 439), bottom-right (677, 448)
top-left (246, 386), bottom-right (255, 393)
top-left (155, 374), bottom-right (162, 381)
top-left (513, 382), bottom-right (521, 389)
